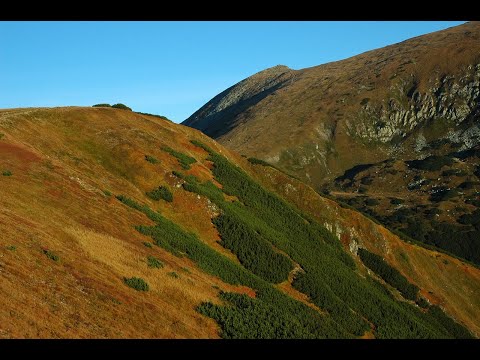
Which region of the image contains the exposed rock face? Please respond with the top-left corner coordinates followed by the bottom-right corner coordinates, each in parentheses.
top-left (349, 64), bottom-right (480, 147)
top-left (183, 22), bottom-right (480, 187)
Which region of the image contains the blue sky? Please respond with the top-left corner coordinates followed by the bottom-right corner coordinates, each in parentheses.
top-left (0, 21), bottom-right (465, 123)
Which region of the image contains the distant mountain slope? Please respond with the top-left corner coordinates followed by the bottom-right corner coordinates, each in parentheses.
top-left (183, 21), bottom-right (480, 187)
top-left (186, 65), bottom-right (296, 138)
top-left (248, 159), bottom-right (480, 337)
top-left (327, 145), bottom-right (480, 267)
top-left (1, 107), bottom-right (478, 338)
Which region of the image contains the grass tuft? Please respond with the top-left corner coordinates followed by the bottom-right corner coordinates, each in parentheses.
top-left (167, 272), bottom-right (179, 278)
top-left (112, 103), bottom-right (132, 111)
top-left (145, 155), bottom-right (159, 164)
top-left (147, 255), bottom-right (164, 269)
top-left (43, 249), bottom-right (59, 262)
top-left (161, 146), bottom-right (196, 170)
top-left (123, 277), bottom-right (149, 291)
top-left (146, 186), bottom-right (173, 202)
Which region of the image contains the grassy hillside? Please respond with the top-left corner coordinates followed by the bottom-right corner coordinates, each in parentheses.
top-left (0, 107), bottom-right (241, 338)
top-left (0, 107), bottom-right (478, 338)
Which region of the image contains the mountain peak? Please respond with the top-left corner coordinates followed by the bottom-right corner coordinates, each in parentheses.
top-left (184, 21), bottom-right (480, 184)
top-left (183, 64), bottom-right (296, 136)
top-left (254, 64), bottom-right (292, 75)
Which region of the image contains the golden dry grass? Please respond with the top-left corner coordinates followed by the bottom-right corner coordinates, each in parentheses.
top-left (0, 107), bottom-right (256, 338)
top-left (2, 106), bottom-right (479, 338)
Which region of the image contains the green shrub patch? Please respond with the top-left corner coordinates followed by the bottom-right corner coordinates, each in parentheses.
top-left (123, 277), bottom-right (149, 291)
top-left (161, 146), bottom-right (196, 170)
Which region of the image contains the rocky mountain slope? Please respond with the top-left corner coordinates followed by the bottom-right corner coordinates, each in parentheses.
top-left (327, 145), bottom-right (480, 267)
top-left (249, 159), bottom-right (480, 337)
top-left (1, 107), bottom-right (479, 338)
top-left (183, 21), bottom-right (480, 187)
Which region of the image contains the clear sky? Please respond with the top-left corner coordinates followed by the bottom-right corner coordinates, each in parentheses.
top-left (0, 21), bottom-right (465, 123)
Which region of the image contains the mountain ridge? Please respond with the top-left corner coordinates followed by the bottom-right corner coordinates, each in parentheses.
top-left (183, 21), bottom-right (480, 186)
top-left (1, 106), bottom-right (478, 338)
top-left (182, 22), bottom-right (480, 274)
top-left (185, 64), bottom-right (296, 138)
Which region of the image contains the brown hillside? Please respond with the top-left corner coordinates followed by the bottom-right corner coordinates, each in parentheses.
top-left (1, 107), bottom-right (478, 338)
top-left (184, 21), bottom-right (480, 187)
top-left (0, 107), bottom-right (251, 338)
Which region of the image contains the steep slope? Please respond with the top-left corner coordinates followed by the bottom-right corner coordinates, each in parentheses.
top-left (186, 65), bottom-right (296, 138)
top-left (1, 107), bottom-right (478, 338)
top-left (247, 161), bottom-right (480, 337)
top-left (328, 146), bottom-right (480, 266)
top-left (0, 107), bottom-right (237, 338)
top-left (183, 21), bottom-right (480, 187)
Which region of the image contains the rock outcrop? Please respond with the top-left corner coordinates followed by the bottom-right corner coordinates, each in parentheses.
top-left (350, 64), bottom-right (480, 150)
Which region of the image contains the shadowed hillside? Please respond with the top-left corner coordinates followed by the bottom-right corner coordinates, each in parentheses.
top-left (327, 145), bottom-right (480, 267)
